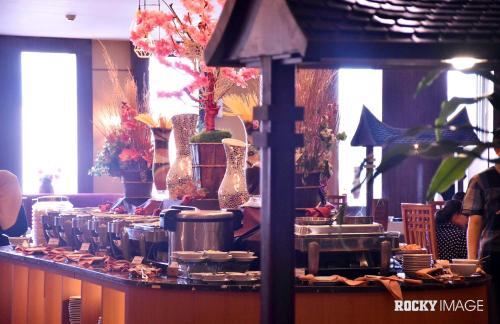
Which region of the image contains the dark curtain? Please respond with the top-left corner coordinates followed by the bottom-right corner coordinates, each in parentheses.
top-left (382, 69), bottom-right (447, 217)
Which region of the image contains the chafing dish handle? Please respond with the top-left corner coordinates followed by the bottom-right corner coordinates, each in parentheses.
top-left (159, 209), bottom-right (181, 232)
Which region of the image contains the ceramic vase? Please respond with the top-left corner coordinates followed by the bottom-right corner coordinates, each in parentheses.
top-left (151, 127), bottom-right (171, 193)
top-left (218, 138), bottom-right (250, 209)
top-left (166, 114), bottom-right (198, 199)
top-left (121, 169), bottom-right (153, 199)
top-left (190, 143), bottom-right (226, 199)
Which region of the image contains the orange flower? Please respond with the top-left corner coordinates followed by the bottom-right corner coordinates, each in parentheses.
top-left (119, 149), bottom-right (141, 162)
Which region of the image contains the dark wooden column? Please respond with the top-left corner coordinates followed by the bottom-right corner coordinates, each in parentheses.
top-left (382, 69), bottom-right (446, 216)
top-left (0, 37), bottom-right (22, 177)
top-left (254, 57), bottom-right (300, 324)
top-left (494, 70), bottom-right (500, 130)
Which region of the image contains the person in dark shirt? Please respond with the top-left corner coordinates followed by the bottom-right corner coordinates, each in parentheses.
top-left (435, 199), bottom-right (467, 261)
top-left (0, 170), bottom-right (28, 246)
top-left (464, 128), bottom-right (500, 323)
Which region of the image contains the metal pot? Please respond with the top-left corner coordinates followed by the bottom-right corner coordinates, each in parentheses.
top-left (160, 209), bottom-right (234, 261)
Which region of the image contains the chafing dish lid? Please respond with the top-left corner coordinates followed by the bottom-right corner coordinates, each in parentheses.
top-left (295, 223), bottom-right (384, 235)
top-left (174, 210), bottom-right (233, 220)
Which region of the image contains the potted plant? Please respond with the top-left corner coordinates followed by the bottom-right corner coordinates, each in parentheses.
top-left (295, 69), bottom-right (346, 208)
top-left (354, 69), bottom-right (499, 201)
top-left (130, 0), bottom-right (258, 198)
top-left (89, 44), bottom-right (153, 201)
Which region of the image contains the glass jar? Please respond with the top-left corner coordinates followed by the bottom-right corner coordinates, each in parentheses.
top-left (31, 196), bottom-right (73, 245)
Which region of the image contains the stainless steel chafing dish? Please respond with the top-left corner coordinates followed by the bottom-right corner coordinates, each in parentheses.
top-left (71, 214), bottom-right (93, 250)
top-left (42, 211), bottom-right (60, 243)
top-left (54, 213), bottom-right (78, 248)
top-left (295, 223), bottom-right (397, 277)
top-left (295, 223), bottom-right (385, 250)
top-left (126, 222), bottom-right (168, 262)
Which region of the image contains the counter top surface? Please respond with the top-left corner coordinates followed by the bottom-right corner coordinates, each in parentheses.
top-left (0, 246), bottom-right (489, 293)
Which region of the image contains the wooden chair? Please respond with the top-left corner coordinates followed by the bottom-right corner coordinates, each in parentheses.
top-left (401, 203), bottom-right (438, 260)
top-left (371, 198), bottom-right (389, 230)
top-left (429, 201), bottom-right (445, 213)
top-left (326, 194), bottom-right (347, 209)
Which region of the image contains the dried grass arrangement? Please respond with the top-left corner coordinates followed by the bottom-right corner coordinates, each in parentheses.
top-left (89, 42), bottom-right (153, 180)
top-left (295, 69), bottom-right (343, 179)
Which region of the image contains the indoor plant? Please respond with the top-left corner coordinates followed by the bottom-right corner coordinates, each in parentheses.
top-left (353, 69), bottom-right (499, 201)
top-left (295, 69), bottom-right (346, 207)
top-left (89, 44), bottom-right (153, 199)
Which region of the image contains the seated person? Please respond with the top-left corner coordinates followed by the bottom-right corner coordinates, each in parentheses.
top-left (0, 171), bottom-right (28, 246)
top-left (435, 199), bottom-right (467, 261)
top-left (452, 191), bottom-right (465, 202)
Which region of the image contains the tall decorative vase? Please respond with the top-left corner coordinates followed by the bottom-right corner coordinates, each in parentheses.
top-left (218, 138), bottom-right (250, 209)
top-left (166, 114), bottom-right (198, 199)
top-left (151, 127), bottom-right (171, 193)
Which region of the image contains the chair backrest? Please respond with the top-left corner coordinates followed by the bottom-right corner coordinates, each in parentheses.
top-left (429, 201), bottom-right (445, 213)
top-left (401, 203), bottom-right (438, 260)
top-left (327, 195), bottom-right (347, 209)
top-left (372, 198), bottom-right (389, 230)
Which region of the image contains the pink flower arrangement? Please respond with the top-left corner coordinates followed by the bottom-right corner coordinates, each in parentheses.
top-left (130, 0), bottom-right (259, 133)
top-left (90, 102), bottom-right (153, 180)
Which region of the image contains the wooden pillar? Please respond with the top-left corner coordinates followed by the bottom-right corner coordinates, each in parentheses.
top-left (254, 57), bottom-right (301, 324)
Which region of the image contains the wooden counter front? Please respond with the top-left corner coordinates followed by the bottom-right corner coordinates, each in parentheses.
top-left (0, 247), bottom-right (491, 324)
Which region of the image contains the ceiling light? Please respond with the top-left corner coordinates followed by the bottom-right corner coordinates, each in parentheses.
top-left (442, 57), bottom-right (486, 70)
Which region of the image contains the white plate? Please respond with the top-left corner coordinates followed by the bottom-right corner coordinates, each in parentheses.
top-left (204, 251), bottom-right (229, 258)
top-left (202, 277), bottom-right (229, 283)
top-left (207, 255), bottom-right (232, 262)
top-left (178, 256), bottom-right (207, 263)
top-left (233, 256), bottom-right (258, 262)
top-left (229, 251), bottom-right (255, 258)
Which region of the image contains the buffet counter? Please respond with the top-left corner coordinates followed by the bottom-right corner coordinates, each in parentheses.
top-left (0, 247), bottom-right (491, 324)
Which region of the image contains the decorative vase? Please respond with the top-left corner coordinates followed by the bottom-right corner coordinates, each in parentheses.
top-left (218, 138), bottom-right (250, 209)
top-left (190, 143), bottom-right (226, 199)
top-left (121, 170), bottom-right (153, 199)
top-left (294, 171), bottom-right (321, 208)
top-left (151, 127), bottom-right (171, 193)
top-left (166, 114), bottom-right (198, 199)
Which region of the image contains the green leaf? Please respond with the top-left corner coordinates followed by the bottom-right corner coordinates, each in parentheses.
top-left (435, 96), bottom-right (489, 141)
top-left (414, 68), bottom-right (447, 98)
top-left (426, 147), bottom-right (485, 201)
top-left (419, 141), bottom-right (461, 160)
top-left (351, 144), bottom-right (413, 194)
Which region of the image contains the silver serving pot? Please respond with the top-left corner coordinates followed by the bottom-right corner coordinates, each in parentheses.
top-left (160, 209), bottom-right (234, 261)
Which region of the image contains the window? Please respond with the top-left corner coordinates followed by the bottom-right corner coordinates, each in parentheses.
top-left (338, 69), bottom-right (383, 206)
top-left (148, 56), bottom-right (198, 119)
top-left (447, 71), bottom-right (494, 188)
top-left (21, 52), bottom-right (78, 194)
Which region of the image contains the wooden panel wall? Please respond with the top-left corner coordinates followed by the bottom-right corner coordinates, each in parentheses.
top-left (382, 69), bottom-right (447, 216)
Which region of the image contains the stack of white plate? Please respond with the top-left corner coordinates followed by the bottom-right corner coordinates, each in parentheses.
top-left (402, 254), bottom-right (433, 274)
top-left (68, 296), bottom-right (81, 324)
